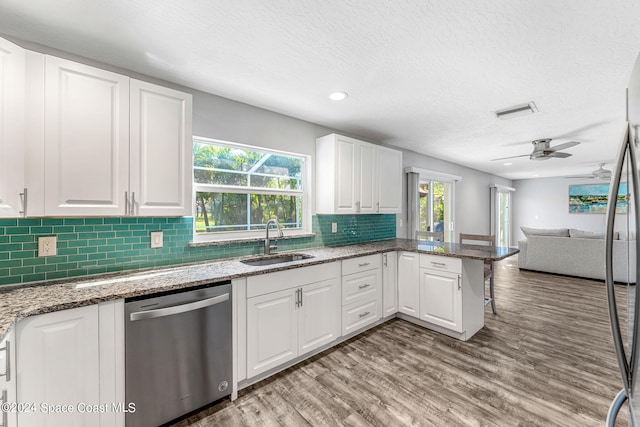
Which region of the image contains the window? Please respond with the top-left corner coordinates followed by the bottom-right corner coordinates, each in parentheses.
top-left (193, 137), bottom-right (309, 241)
top-left (419, 180), bottom-right (453, 241)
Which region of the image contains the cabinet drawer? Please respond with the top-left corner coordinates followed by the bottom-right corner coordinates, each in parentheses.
top-left (342, 298), bottom-right (380, 336)
top-left (342, 254), bottom-right (381, 275)
top-left (247, 262), bottom-right (340, 298)
top-left (420, 254), bottom-right (461, 274)
top-left (342, 269), bottom-right (380, 305)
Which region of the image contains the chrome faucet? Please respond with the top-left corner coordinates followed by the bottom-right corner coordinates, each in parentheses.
top-left (264, 218), bottom-right (284, 255)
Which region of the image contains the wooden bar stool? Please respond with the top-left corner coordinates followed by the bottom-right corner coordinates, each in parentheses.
top-left (459, 233), bottom-right (497, 314)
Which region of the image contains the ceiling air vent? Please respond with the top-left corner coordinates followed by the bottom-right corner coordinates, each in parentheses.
top-left (495, 101), bottom-right (538, 120)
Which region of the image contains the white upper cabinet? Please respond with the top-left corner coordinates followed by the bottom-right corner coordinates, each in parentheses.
top-left (44, 56), bottom-right (130, 216)
top-left (316, 134), bottom-right (402, 214)
top-left (37, 55), bottom-right (192, 217)
top-left (0, 37), bottom-right (26, 217)
top-left (357, 142), bottom-right (377, 213)
top-left (377, 146), bottom-right (403, 213)
top-left (130, 79), bottom-right (192, 216)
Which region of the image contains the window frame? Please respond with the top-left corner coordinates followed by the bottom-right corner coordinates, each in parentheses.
top-left (192, 136), bottom-right (312, 243)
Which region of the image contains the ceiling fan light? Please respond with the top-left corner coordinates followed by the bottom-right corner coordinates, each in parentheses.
top-left (329, 91), bottom-right (348, 101)
top-left (495, 101), bottom-right (538, 120)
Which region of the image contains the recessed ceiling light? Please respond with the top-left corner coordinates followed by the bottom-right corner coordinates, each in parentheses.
top-left (329, 91), bottom-right (348, 101)
top-left (503, 162), bottom-right (513, 166)
top-left (495, 101), bottom-right (538, 120)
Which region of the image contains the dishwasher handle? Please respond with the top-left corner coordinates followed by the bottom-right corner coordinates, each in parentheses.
top-left (130, 293), bottom-right (229, 321)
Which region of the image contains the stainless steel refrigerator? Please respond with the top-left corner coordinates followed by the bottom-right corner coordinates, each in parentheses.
top-left (605, 52), bottom-right (640, 426)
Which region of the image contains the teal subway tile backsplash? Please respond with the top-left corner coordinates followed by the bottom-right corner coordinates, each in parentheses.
top-left (0, 214), bottom-right (395, 286)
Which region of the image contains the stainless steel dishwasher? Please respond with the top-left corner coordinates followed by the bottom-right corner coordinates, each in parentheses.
top-left (125, 282), bottom-right (232, 427)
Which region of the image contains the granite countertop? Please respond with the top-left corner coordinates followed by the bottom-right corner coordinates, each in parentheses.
top-left (0, 238), bottom-right (519, 340)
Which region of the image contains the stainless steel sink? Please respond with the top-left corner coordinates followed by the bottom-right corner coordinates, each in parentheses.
top-left (240, 253), bottom-right (314, 266)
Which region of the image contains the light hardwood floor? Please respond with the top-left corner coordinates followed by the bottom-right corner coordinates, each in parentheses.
top-left (173, 259), bottom-right (629, 426)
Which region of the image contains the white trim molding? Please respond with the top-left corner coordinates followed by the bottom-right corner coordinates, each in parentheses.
top-left (404, 167), bottom-right (462, 183)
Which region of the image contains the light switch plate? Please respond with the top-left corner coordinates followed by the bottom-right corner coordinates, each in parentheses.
top-left (150, 231), bottom-right (163, 248)
top-left (331, 222), bottom-right (337, 233)
top-left (38, 236), bottom-right (57, 257)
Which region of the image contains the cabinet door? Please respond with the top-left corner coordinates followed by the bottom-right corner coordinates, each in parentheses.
top-left (398, 251), bottom-right (420, 317)
top-left (0, 328), bottom-right (17, 427)
top-left (0, 37), bottom-right (25, 217)
top-left (17, 305), bottom-right (100, 427)
top-left (298, 278), bottom-right (340, 355)
top-left (357, 142), bottom-right (376, 213)
top-left (246, 289), bottom-right (298, 378)
top-left (44, 56), bottom-right (129, 216)
top-left (382, 252), bottom-right (398, 316)
top-left (377, 147), bottom-right (402, 213)
top-left (419, 269), bottom-right (462, 332)
top-left (130, 80), bottom-right (192, 216)
top-left (335, 136), bottom-right (357, 213)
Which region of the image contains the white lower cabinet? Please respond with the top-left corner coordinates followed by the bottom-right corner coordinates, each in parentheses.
top-left (299, 280), bottom-right (341, 354)
top-left (0, 327), bottom-right (17, 427)
top-left (16, 301), bottom-right (124, 427)
top-left (245, 262), bottom-right (341, 379)
top-left (419, 269), bottom-right (462, 332)
top-left (382, 251), bottom-right (398, 317)
top-left (397, 251), bottom-right (420, 317)
top-left (246, 288), bottom-right (298, 376)
top-left (341, 254), bottom-right (382, 335)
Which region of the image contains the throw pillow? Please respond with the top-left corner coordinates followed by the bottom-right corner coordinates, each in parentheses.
top-left (520, 226), bottom-right (570, 237)
top-left (569, 229), bottom-right (604, 239)
top-left (569, 229), bottom-right (620, 239)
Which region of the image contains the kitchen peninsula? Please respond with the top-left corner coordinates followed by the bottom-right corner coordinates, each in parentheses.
top-left (0, 239), bottom-right (518, 427)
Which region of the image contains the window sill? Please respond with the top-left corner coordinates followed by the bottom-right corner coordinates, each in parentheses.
top-left (188, 232), bottom-right (316, 248)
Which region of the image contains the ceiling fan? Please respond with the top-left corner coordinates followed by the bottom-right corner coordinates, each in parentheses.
top-left (491, 138), bottom-right (581, 161)
top-left (565, 163), bottom-right (612, 180)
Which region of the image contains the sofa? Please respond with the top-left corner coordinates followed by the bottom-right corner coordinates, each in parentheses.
top-left (517, 227), bottom-right (636, 282)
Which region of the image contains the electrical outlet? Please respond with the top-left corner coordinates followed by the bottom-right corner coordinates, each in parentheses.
top-left (38, 236), bottom-right (57, 257)
top-left (150, 231), bottom-right (163, 248)
top-left (331, 222), bottom-right (337, 233)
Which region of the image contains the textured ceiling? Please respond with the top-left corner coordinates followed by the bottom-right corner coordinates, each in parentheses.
top-left (1, 0), bottom-right (639, 179)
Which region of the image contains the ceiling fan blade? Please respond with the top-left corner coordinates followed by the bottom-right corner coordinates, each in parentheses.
top-left (490, 154), bottom-right (530, 161)
top-left (547, 141), bottom-right (580, 152)
top-left (548, 151), bottom-right (572, 158)
top-left (564, 175), bottom-right (595, 179)
top-left (553, 120), bottom-right (609, 139)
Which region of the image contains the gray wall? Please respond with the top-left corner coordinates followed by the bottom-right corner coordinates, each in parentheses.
top-left (11, 35), bottom-right (513, 240)
top-left (512, 177), bottom-right (618, 241)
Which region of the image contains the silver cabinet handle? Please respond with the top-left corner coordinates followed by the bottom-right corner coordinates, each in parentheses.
top-left (358, 262), bottom-right (370, 267)
top-left (295, 289), bottom-right (299, 307)
top-left (457, 275), bottom-right (461, 291)
top-left (383, 253), bottom-right (387, 267)
top-left (358, 283), bottom-right (370, 290)
top-left (130, 293), bottom-right (229, 321)
top-left (130, 191), bottom-right (136, 216)
top-left (0, 341), bottom-right (10, 381)
top-left (125, 191), bottom-right (129, 216)
top-left (0, 389), bottom-right (6, 427)
top-left (19, 188), bottom-right (27, 217)
top-left (430, 261), bottom-right (446, 267)
top-left (376, 201), bottom-right (380, 213)
top-left (356, 201), bottom-right (361, 212)
top-left (299, 288), bottom-right (303, 307)
top-left (359, 311), bottom-right (370, 318)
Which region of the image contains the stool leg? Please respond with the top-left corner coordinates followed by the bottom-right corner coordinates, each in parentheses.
top-left (489, 273), bottom-right (496, 314)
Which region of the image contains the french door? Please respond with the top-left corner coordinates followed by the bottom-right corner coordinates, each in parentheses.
top-left (419, 180), bottom-right (453, 242)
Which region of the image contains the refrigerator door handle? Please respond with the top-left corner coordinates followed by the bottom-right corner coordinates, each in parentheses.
top-left (606, 388), bottom-right (628, 427)
top-left (628, 121), bottom-right (640, 397)
top-left (605, 123), bottom-right (633, 395)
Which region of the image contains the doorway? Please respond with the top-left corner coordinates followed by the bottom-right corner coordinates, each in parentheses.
top-left (419, 180), bottom-right (453, 242)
